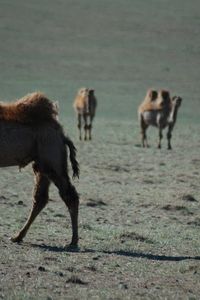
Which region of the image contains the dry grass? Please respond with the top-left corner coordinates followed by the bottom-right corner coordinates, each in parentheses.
top-left (1, 0), bottom-right (200, 299)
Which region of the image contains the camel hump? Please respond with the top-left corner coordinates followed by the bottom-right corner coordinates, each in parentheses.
top-left (139, 89), bottom-right (171, 113)
top-left (0, 92), bottom-right (58, 123)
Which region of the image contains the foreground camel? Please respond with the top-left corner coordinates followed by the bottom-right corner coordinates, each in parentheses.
top-left (138, 89), bottom-right (182, 149)
top-left (73, 87), bottom-right (97, 140)
top-left (0, 92), bottom-right (79, 246)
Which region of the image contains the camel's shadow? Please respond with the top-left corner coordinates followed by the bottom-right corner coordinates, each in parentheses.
top-left (31, 243), bottom-right (200, 262)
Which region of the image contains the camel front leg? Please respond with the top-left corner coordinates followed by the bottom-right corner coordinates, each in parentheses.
top-left (77, 114), bottom-right (82, 140)
top-left (11, 166), bottom-right (50, 243)
top-left (141, 128), bottom-right (149, 147)
top-left (167, 124), bottom-right (173, 150)
top-left (158, 128), bottom-right (163, 149)
top-left (140, 116), bottom-right (149, 148)
top-left (83, 114), bottom-right (88, 141)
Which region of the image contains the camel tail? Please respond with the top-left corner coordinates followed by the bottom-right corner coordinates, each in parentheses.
top-left (64, 136), bottom-right (80, 179)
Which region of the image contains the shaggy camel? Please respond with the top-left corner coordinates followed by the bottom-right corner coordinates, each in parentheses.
top-left (0, 92), bottom-right (79, 246)
top-left (73, 87), bottom-right (97, 140)
top-left (138, 89), bottom-right (182, 149)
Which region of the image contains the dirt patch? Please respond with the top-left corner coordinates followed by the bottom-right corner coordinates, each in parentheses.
top-left (187, 218), bottom-right (200, 227)
top-left (162, 205), bottom-right (194, 215)
top-left (106, 165), bottom-right (130, 173)
top-left (86, 199), bottom-right (107, 207)
top-left (1, 0), bottom-right (200, 299)
top-left (66, 275), bottom-right (88, 285)
top-left (119, 232), bottom-right (154, 244)
top-left (181, 194), bottom-right (198, 202)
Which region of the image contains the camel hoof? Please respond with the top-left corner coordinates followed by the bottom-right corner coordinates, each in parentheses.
top-left (65, 243), bottom-right (79, 252)
top-left (70, 238), bottom-right (78, 247)
top-left (10, 235), bottom-right (23, 243)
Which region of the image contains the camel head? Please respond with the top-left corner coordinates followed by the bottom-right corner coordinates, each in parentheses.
top-left (167, 96), bottom-right (182, 125)
top-left (78, 87), bottom-right (89, 97)
top-left (172, 96), bottom-right (182, 108)
top-left (75, 87), bottom-right (89, 113)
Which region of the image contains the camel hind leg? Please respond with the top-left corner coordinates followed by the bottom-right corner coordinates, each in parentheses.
top-left (48, 172), bottom-right (79, 247)
top-left (83, 114), bottom-right (88, 140)
top-left (11, 163), bottom-right (50, 243)
top-left (140, 116), bottom-right (149, 147)
top-left (77, 114), bottom-right (82, 140)
top-left (88, 114), bottom-right (94, 140)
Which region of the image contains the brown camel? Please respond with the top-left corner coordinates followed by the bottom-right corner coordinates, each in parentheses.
top-left (0, 92), bottom-right (79, 247)
top-left (138, 89), bottom-right (182, 149)
top-left (73, 87), bottom-right (97, 140)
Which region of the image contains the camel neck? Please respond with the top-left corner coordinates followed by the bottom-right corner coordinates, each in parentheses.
top-left (169, 103), bottom-right (179, 124)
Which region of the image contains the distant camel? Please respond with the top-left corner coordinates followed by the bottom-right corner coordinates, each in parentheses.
top-left (0, 92), bottom-right (79, 246)
top-left (138, 89), bottom-right (182, 149)
top-left (73, 87), bottom-right (97, 140)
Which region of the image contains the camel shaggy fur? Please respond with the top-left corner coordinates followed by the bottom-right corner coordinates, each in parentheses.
top-left (0, 92), bottom-right (79, 246)
top-left (138, 89), bottom-right (182, 149)
top-left (73, 87), bottom-right (97, 140)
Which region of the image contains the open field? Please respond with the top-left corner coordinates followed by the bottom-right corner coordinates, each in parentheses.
top-left (0, 0), bottom-right (200, 299)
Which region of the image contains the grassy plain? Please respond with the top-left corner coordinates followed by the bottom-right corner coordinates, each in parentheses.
top-left (0, 0), bottom-right (200, 299)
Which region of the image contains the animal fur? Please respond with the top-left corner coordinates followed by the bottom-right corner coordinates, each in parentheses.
top-left (0, 92), bottom-right (58, 124)
top-left (138, 89), bottom-right (171, 113)
top-left (138, 90), bottom-right (182, 149)
top-left (73, 87), bottom-right (97, 140)
top-left (0, 92), bottom-right (79, 246)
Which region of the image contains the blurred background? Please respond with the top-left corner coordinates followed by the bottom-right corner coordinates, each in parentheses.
top-left (0, 0), bottom-right (199, 125)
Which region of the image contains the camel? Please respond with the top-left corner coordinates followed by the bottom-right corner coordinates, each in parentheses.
top-left (0, 92), bottom-right (79, 247)
top-left (138, 89), bottom-right (182, 149)
top-left (73, 87), bottom-right (97, 140)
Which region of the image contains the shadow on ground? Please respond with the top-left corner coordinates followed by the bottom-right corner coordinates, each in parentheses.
top-left (31, 243), bottom-right (200, 262)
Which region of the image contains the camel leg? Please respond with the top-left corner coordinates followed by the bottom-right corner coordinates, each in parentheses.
top-left (83, 114), bottom-right (88, 141)
top-left (140, 122), bottom-right (149, 147)
top-left (11, 164), bottom-right (50, 243)
top-left (167, 125), bottom-right (173, 150)
top-left (88, 115), bottom-right (94, 140)
top-left (77, 114), bottom-right (82, 140)
top-left (158, 128), bottom-right (163, 149)
top-left (140, 115), bottom-right (149, 147)
top-left (141, 128), bottom-right (147, 147)
top-left (88, 124), bottom-right (92, 140)
top-left (49, 173), bottom-right (79, 246)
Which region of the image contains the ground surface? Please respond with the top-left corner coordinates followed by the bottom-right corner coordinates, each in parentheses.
top-left (0, 1), bottom-right (200, 299)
